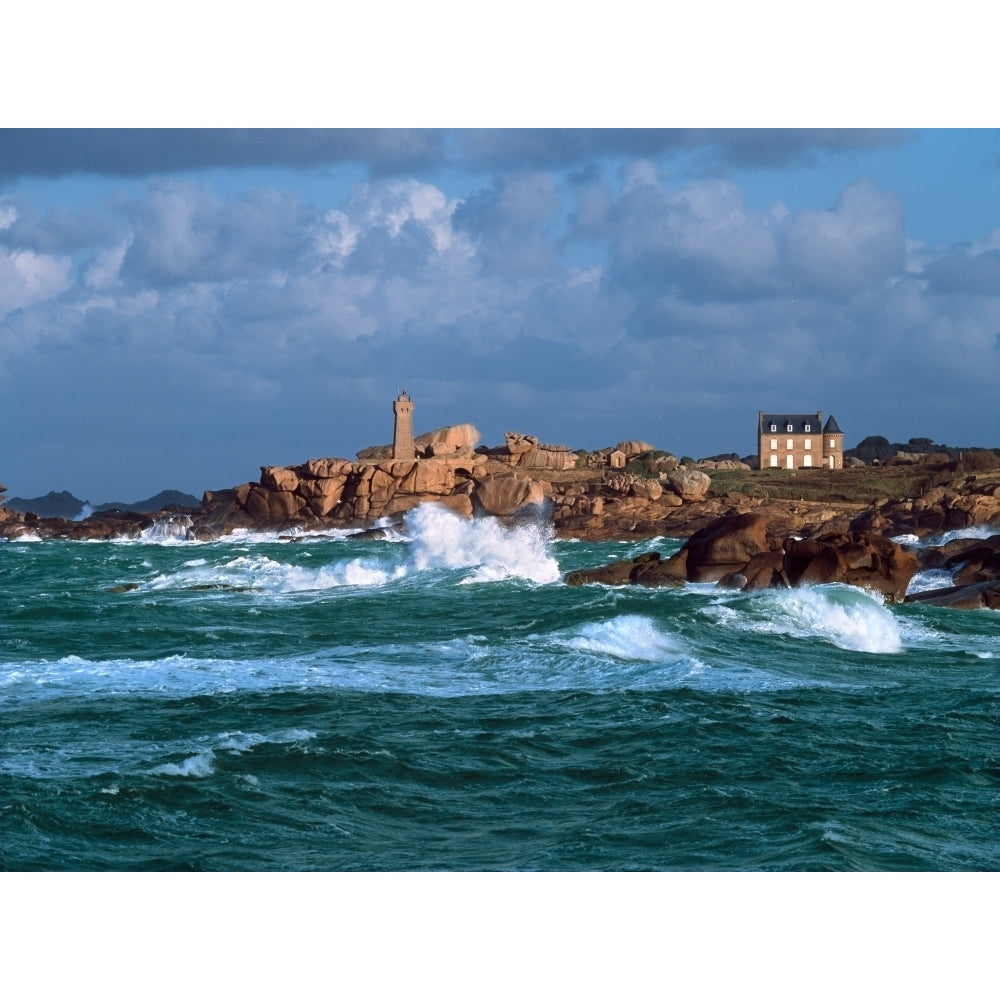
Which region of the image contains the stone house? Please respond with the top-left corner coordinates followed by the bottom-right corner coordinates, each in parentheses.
top-left (758, 411), bottom-right (844, 470)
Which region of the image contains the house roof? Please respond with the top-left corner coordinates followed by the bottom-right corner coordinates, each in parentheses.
top-left (759, 412), bottom-right (822, 434)
top-left (823, 414), bottom-right (842, 434)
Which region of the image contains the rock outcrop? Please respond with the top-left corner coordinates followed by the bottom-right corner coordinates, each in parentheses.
top-left (472, 472), bottom-right (546, 517)
top-left (566, 513), bottom-right (919, 603)
top-left (905, 580), bottom-right (1000, 611)
top-left (852, 477), bottom-right (1000, 537)
top-left (904, 534), bottom-right (1000, 609)
top-left (489, 433), bottom-right (579, 471)
top-left (198, 454), bottom-right (485, 534)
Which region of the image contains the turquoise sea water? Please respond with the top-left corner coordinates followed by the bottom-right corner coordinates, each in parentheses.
top-left (2, 504), bottom-right (997, 871)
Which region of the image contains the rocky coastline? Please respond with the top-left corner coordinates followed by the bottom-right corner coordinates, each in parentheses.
top-left (3, 425), bottom-right (999, 610)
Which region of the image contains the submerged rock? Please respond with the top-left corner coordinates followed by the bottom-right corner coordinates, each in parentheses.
top-left (904, 581), bottom-right (1000, 610)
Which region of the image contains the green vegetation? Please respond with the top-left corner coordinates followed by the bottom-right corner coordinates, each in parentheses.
top-left (705, 462), bottom-right (1000, 505)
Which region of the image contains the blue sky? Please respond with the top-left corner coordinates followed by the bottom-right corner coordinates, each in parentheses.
top-left (2, 123), bottom-right (997, 501)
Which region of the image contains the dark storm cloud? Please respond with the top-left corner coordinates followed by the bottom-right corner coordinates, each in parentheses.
top-left (0, 129), bottom-right (911, 182)
top-left (0, 129), bottom-right (448, 180)
top-left (453, 129), bottom-right (911, 171)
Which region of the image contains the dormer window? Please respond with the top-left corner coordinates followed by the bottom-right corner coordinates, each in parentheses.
top-left (786, 423), bottom-right (793, 432)
top-left (770, 424), bottom-right (777, 433)
top-left (804, 424), bottom-right (811, 432)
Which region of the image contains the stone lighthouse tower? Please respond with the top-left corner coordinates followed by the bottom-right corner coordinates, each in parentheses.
top-left (392, 389), bottom-right (415, 460)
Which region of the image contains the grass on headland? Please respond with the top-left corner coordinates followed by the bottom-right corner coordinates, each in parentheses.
top-left (707, 462), bottom-right (1000, 505)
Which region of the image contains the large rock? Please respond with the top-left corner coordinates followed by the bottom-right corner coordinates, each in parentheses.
top-left (617, 440), bottom-right (655, 457)
top-left (905, 581), bottom-right (1000, 610)
top-left (630, 479), bottom-right (663, 501)
top-left (783, 532), bottom-right (917, 602)
top-left (665, 469), bottom-right (711, 501)
top-left (415, 424), bottom-right (480, 458)
top-left (684, 513), bottom-right (772, 583)
top-left (260, 466), bottom-right (300, 492)
top-left (396, 459), bottom-right (455, 496)
top-left (299, 457), bottom-right (353, 479)
top-left (565, 551), bottom-right (686, 588)
top-left (561, 514), bottom-right (917, 603)
top-left (472, 473), bottom-right (546, 517)
top-left (516, 448), bottom-right (578, 471)
top-left (504, 431), bottom-right (538, 455)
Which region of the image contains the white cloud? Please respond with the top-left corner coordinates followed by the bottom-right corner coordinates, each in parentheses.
top-left (780, 178), bottom-right (903, 295)
top-left (0, 247), bottom-right (72, 318)
top-left (83, 237), bottom-right (130, 289)
top-left (0, 199), bottom-right (17, 230)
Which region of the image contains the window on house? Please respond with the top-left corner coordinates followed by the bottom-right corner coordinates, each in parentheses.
top-left (786, 424), bottom-right (793, 432)
top-left (770, 455), bottom-right (778, 467)
top-left (804, 439), bottom-right (811, 449)
top-left (770, 424), bottom-right (776, 432)
top-left (786, 439), bottom-right (793, 449)
top-left (770, 439), bottom-right (777, 450)
top-left (804, 424), bottom-right (811, 432)
top-left (829, 438), bottom-right (836, 449)
top-left (803, 455), bottom-right (812, 467)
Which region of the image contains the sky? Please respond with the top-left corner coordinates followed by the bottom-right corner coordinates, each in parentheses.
top-left (2, 127), bottom-right (997, 502)
top-left (1, 17), bottom-right (997, 504)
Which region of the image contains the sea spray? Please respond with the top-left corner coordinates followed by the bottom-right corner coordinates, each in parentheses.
top-left (405, 503), bottom-right (561, 584)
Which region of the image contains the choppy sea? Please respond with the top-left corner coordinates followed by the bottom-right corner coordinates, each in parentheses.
top-left (2, 504), bottom-right (997, 871)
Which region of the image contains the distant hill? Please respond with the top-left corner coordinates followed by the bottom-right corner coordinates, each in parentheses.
top-left (5, 490), bottom-right (88, 518)
top-left (5, 489), bottom-right (200, 517)
top-left (95, 490), bottom-right (201, 513)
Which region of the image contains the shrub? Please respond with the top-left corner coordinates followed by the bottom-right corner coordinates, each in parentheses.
top-left (958, 449), bottom-right (999, 472)
top-left (625, 458), bottom-right (656, 479)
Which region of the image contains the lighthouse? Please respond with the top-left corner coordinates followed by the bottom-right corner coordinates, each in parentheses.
top-left (392, 389), bottom-right (415, 460)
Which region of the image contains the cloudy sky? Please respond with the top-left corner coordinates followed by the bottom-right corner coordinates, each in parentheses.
top-left (2, 127), bottom-right (997, 502)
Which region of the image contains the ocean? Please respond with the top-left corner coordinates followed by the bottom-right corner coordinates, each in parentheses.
top-left (2, 503), bottom-right (997, 871)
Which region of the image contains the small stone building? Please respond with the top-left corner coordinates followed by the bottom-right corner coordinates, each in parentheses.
top-left (758, 411), bottom-right (844, 470)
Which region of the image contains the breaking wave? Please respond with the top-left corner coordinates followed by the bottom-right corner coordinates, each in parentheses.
top-left (706, 584), bottom-right (903, 654)
top-left (404, 503), bottom-right (561, 584)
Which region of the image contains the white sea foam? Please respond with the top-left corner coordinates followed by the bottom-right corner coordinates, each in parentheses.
top-left (218, 526), bottom-right (358, 544)
top-left (216, 729), bottom-right (317, 753)
top-left (146, 553), bottom-right (406, 594)
top-left (568, 614), bottom-right (686, 661)
top-left (906, 569), bottom-right (958, 594)
top-left (150, 751), bottom-right (216, 777)
top-left (919, 524), bottom-right (999, 547)
top-left (404, 503), bottom-right (561, 584)
top-left (709, 585), bottom-right (903, 654)
top-left (139, 516), bottom-right (194, 542)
